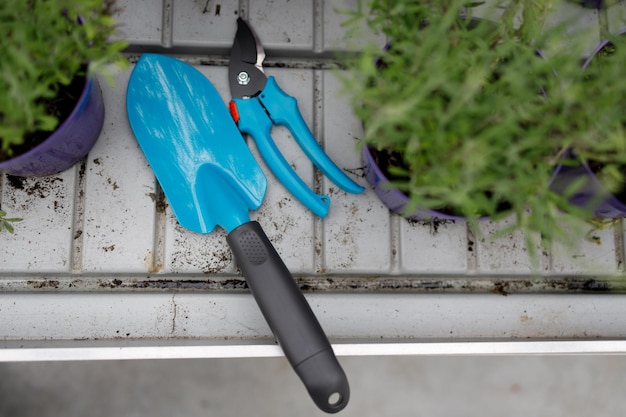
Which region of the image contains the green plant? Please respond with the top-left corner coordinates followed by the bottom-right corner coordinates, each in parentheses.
top-left (340, 0), bottom-right (626, 252)
top-left (0, 0), bottom-right (127, 160)
top-left (0, 209), bottom-right (21, 234)
top-left (576, 34), bottom-right (626, 194)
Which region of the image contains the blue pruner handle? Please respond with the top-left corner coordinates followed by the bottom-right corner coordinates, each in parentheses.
top-left (231, 97), bottom-right (331, 218)
top-left (258, 76), bottom-right (365, 195)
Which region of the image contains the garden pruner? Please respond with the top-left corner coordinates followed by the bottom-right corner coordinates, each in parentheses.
top-left (228, 18), bottom-right (364, 218)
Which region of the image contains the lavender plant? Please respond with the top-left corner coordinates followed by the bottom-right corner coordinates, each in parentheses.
top-left (341, 0), bottom-right (626, 250)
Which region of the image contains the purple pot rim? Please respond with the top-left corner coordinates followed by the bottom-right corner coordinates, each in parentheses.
top-left (582, 27), bottom-right (626, 70)
top-left (0, 76), bottom-right (94, 170)
top-left (362, 145), bottom-right (467, 221)
top-left (553, 156), bottom-right (626, 214)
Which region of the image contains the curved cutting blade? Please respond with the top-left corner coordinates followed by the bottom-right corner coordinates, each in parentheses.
top-left (229, 17), bottom-right (267, 98)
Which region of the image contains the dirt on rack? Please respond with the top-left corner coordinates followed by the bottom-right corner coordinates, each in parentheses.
top-left (5, 175), bottom-right (67, 212)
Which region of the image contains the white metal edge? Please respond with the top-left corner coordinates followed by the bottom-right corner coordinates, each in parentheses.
top-left (3, 340), bottom-right (626, 362)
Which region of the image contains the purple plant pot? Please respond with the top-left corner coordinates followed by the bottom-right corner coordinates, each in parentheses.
top-left (362, 145), bottom-right (465, 221)
top-left (550, 159), bottom-right (626, 217)
top-left (0, 76), bottom-right (105, 177)
top-left (551, 29), bottom-right (626, 218)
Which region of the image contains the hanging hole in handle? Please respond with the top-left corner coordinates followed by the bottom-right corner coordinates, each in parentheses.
top-left (328, 392), bottom-right (343, 407)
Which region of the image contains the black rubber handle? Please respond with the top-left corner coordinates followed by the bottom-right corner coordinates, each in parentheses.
top-left (227, 221), bottom-right (349, 413)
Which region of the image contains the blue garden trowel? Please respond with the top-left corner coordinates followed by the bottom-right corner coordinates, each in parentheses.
top-left (126, 53), bottom-right (349, 413)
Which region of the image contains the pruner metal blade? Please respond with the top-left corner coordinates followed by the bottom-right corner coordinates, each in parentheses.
top-left (229, 18), bottom-right (267, 99)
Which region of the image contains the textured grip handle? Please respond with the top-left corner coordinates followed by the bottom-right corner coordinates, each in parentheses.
top-left (227, 221), bottom-right (349, 413)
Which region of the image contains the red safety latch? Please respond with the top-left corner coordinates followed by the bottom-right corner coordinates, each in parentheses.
top-left (228, 101), bottom-right (240, 124)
